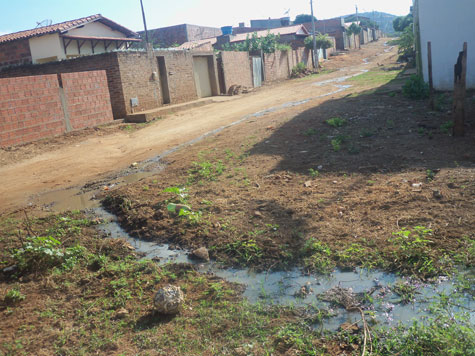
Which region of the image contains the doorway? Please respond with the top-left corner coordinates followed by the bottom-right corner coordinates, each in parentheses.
top-left (193, 56), bottom-right (213, 98)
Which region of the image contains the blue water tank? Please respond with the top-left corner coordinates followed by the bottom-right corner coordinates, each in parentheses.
top-left (221, 26), bottom-right (233, 35)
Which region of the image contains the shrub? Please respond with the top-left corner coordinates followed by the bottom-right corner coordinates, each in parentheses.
top-left (403, 75), bottom-right (429, 100)
top-left (291, 62), bottom-right (308, 77)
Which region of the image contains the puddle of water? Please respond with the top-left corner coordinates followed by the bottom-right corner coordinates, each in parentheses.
top-left (94, 207), bottom-right (474, 332)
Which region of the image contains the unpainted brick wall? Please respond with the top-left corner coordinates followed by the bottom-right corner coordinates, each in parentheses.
top-left (0, 71), bottom-right (113, 147)
top-left (264, 50), bottom-right (291, 82)
top-left (220, 51), bottom-right (253, 92)
top-left (61, 71), bottom-right (114, 130)
top-left (0, 75), bottom-right (65, 147)
top-left (0, 39), bottom-right (32, 69)
top-left (0, 52), bottom-right (125, 118)
top-left (158, 50), bottom-right (199, 104)
top-left (117, 51), bottom-right (162, 115)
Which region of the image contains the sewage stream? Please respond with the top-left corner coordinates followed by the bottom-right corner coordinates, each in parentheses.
top-left (95, 208), bottom-right (474, 332)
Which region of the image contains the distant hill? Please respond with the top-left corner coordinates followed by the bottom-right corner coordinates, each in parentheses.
top-left (344, 11), bottom-right (398, 35)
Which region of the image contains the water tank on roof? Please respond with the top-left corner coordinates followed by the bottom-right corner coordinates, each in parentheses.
top-left (221, 26), bottom-right (233, 35)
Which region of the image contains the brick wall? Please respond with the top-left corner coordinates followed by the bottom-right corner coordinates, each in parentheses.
top-left (0, 39), bottom-right (32, 69)
top-left (264, 50), bottom-right (291, 83)
top-left (61, 71), bottom-right (114, 130)
top-left (220, 51), bottom-right (253, 92)
top-left (117, 51), bottom-right (162, 114)
top-left (158, 50), bottom-right (199, 104)
top-left (0, 52), bottom-right (126, 118)
top-left (0, 71), bottom-right (113, 147)
top-left (0, 75), bottom-right (65, 147)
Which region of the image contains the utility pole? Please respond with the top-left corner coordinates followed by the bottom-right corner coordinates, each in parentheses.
top-left (356, 5), bottom-right (359, 23)
top-left (140, 0), bottom-right (149, 46)
top-left (310, 0), bottom-right (318, 71)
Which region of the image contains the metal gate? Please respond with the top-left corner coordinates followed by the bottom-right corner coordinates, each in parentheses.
top-left (252, 57), bottom-right (263, 87)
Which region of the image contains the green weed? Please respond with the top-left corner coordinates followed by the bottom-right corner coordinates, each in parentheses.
top-left (225, 239), bottom-right (263, 265)
top-left (326, 117), bottom-right (347, 128)
top-left (4, 287), bottom-right (26, 305)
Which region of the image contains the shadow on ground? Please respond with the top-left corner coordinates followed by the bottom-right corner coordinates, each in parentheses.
top-left (249, 70), bottom-right (475, 175)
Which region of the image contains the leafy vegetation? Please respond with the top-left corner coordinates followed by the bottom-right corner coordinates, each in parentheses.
top-left (222, 32), bottom-right (286, 54)
top-left (403, 75), bottom-right (429, 100)
top-left (325, 117), bottom-right (347, 128)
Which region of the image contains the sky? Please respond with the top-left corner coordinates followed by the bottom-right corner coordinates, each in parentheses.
top-left (0, 0), bottom-right (413, 35)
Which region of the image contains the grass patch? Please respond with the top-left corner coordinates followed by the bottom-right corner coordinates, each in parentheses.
top-left (348, 68), bottom-right (403, 86)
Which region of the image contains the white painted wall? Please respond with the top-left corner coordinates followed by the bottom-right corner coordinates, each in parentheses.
top-left (29, 33), bottom-right (64, 63)
top-left (418, 0), bottom-right (475, 90)
top-left (67, 21), bottom-right (126, 38)
top-left (29, 21), bottom-right (130, 63)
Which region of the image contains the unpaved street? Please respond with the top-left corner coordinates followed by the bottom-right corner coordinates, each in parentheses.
top-left (0, 42), bottom-right (396, 213)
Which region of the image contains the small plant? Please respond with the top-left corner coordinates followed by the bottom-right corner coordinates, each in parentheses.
top-left (434, 93), bottom-right (448, 112)
top-left (225, 239), bottom-right (262, 264)
top-left (360, 129), bottom-right (374, 138)
top-left (440, 120), bottom-right (454, 135)
top-left (308, 168), bottom-right (319, 178)
top-left (188, 159), bottom-right (226, 183)
top-left (275, 324), bottom-right (317, 354)
top-left (303, 128), bottom-right (318, 136)
top-left (390, 226), bottom-right (436, 275)
top-left (12, 235), bottom-right (86, 273)
top-left (402, 75), bottom-right (429, 100)
top-left (302, 238), bottom-right (335, 274)
top-left (331, 138), bottom-right (342, 151)
top-left (426, 169), bottom-right (436, 181)
top-left (326, 117), bottom-right (347, 128)
top-left (291, 62), bottom-right (308, 77)
top-left (4, 288), bottom-right (25, 305)
top-left (391, 280), bottom-right (418, 304)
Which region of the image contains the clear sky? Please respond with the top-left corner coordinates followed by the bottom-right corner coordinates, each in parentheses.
top-left (0, 0), bottom-right (413, 35)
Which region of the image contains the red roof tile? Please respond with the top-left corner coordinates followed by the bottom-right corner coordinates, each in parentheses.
top-left (0, 14), bottom-right (139, 44)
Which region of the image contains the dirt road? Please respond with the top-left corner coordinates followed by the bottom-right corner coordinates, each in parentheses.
top-left (0, 42), bottom-right (396, 213)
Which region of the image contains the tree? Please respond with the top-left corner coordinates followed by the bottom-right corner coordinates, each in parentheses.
top-left (393, 14), bottom-right (413, 32)
top-left (305, 33), bottom-right (334, 62)
top-left (294, 14), bottom-right (317, 24)
top-left (347, 23), bottom-right (362, 49)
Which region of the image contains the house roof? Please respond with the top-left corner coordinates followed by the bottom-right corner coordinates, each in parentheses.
top-left (178, 24), bottom-right (309, 50)
top-left (0, 14), bottom-right (139, 44)
top-left (230, 24), bottom-right (309, 42)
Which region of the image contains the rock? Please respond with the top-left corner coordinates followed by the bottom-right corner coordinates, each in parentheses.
top-left (154, 285), bottom-right (184, 315)
top-left (191, 247), bottom-right (210, 262)
top-left (115, 308), bottom-right (129, 319)
top-left (304, 180), bottom-right (312, 188)
top-left (253, 211), bottom-right (263, 218)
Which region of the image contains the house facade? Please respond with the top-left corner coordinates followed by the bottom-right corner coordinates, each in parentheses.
top-left (414, 0), bottom-right (475, 89)
top-left (0, 15), bottom-right (140, 68)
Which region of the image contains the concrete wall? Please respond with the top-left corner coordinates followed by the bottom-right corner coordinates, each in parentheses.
top-left (0, 39), bottom-right (32, 69)
top-left (418, 0), bottom-right (475, 90)
top-left (0, 71), bottom-right (113, 147)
